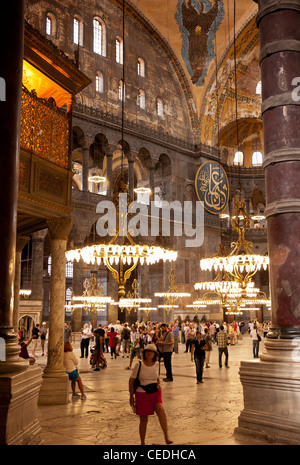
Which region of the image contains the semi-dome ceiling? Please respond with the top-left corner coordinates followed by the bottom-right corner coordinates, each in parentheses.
top-left (110, 0), bottom-right (261, 147)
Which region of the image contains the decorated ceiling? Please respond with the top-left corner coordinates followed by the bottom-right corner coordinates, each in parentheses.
top-left (127, 0), bottom-right (261, 151)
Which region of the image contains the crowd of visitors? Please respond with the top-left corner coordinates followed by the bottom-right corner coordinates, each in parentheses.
top-left (16, 316), bottom-right (270, 443)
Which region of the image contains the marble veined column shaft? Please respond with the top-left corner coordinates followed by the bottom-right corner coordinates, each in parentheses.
top-left (38, 217), bottom-right (72, 405)
top-left (235, 0), bottom-right (300, 445)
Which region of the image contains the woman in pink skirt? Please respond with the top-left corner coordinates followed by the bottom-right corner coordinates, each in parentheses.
top-left (129, 343), bottom-right (173, 445)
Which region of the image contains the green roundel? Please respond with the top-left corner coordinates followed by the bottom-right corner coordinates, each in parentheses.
top-left (195, 161), bottom-right (229, 215)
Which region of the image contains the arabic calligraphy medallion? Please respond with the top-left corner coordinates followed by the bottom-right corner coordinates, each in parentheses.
top-left (195, 161), bottom-right (229, 214)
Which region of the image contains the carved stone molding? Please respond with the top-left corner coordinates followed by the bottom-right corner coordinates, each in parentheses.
top-left (261, 92), bottom-right (300, 114)
top-left (256, 0), bottom-right (300, 25)
top-left (16, 235), bottom-right (30, 252)
top-left (260, 39), bottom-right (300, 62)
top-left (264, 198), bottom-right (300, 218)
top-left (46, 217), bottom-right (73, 241)
top-left (263, 147), bottom-right (300, 168)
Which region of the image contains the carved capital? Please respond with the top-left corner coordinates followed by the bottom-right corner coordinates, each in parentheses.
top-left (47, 217), bottom-right (73, 241)
top-left (16, 235), bottom-right (30, 252)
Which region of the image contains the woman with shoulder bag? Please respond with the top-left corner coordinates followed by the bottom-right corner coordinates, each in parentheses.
top-left (129, 344), bottom-right (173, 446)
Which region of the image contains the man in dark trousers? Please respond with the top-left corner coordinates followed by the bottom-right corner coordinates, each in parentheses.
top-left (158, 323), bottom-right (174, 382)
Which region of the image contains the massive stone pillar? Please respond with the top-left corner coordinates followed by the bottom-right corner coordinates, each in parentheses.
top-left (128, 154), bottom-right (135, 201)
top-left (38, 217), bottom-right (72, 405)
top-left (106, 150), bottom-right (113, 199)
top-left (81, 139), bottom-right (92, 192)
top-left (0, 0), bottom-right (42, 445)
top-left (235, 0), bottom-right (300, 445)
top-left (71, 241), bottom-right (84, 332)
top-left (30, 229), bottom-right (48, 300)
top-left (149, 162), bottom-right (155, 201)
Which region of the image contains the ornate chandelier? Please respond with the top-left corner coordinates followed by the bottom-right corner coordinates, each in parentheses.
top-left (200, 202), bottom-right (269, 285)
top-left (88, 167), bottom-right (106, 184)
top-left (66, 185), bottom-right (177, 299)
top-left (69, 272), bottom-right (113, 315)
top-left (113, 279), bottom-right (152, 312)
top-left (155, 268), bottom-right (190, 313)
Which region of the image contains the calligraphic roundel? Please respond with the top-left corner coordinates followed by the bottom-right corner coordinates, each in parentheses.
top-left (195, 161), bottom-right (229, 214)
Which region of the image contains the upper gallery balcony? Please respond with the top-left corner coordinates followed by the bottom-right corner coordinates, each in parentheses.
top-left (17, 22), bottom-right (91, 235)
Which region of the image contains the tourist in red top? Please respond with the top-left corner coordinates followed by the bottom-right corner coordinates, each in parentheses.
top-left (109, 327), bottom-right (118, 359)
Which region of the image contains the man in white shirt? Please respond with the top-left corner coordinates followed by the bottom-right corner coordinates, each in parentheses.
top-left (80, 323), bottom-right (91, 358)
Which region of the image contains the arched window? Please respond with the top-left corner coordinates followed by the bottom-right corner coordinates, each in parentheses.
top-left (256, 81), bottom-right (262, 95)
top-left (93, 18), bottom-right (106, 56)
top-left (73, 16), bottom-right (83, 46)
top-left (96, 72), bottom-right (104, 93)
top-left (233, 151), bottom-right (244, 166)
top-left (46, 13), bottom-right (57, 37)
top-left (157, 97), bottom-right (164, 117)
top-left (118, 80), bottom-right (125, 101)
top-left (252, 151), bottom-right (263, 166)
top-left (138, 89), bottom-right (146, 110)
top-left (115, 37), bottom-right (123, 64)
top-left (137, 58), bottom-right (145, 77)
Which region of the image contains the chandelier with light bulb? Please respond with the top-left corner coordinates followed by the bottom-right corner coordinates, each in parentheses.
top-left (66, 183), bottom-right (177, 299)
top-left (200, 202), bottom-right (269, 285)
top-left (155, 268), bottom-right (191, 313)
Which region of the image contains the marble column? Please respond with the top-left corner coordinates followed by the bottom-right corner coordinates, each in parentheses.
top-left (149, 162), bottom-right (155, 202)
top-left (81, 139), bottom-right (92, 192)
top-left (71, 242), bottom-right (84, 332)
top-left (38, 217), bottom-right (72, 405)
top-left (30, 229), bottom-right (48, 300)
top-left (235, 0), bottom-right (300, 445)
top-left (107, 268), bottom-right (119, 324)
top-left (128, 154), bottom-right (135, 201)
top-left (106, 151), bottom-right (113, 199)
top-left (0, 0), bottom-right (42, 445)
top-left (13, 235), bottom-right (30, 331)
top-left (140, 264), bottom-right (150, 322)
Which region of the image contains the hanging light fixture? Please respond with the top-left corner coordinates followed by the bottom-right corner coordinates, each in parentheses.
top-left (155, 268), bottom-right (191, 303)
top-left (70, 271), bottom-right (113, 315)
top-left (113, 279), bottom-right (152, 312)
top-left (66, 0), bottom-right (177, 300)
top-left (200, 202), bottom-right (269, 285)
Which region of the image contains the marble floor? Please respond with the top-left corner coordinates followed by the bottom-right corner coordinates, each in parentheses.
top-left (33, 333), bottom-right (275, 446)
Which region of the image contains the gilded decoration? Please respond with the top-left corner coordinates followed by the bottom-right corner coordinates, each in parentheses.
top-left (20, 85), bottom-right (69, 169)
top-left (195, 160), bottom-right (229, 214)
top-left (38, 170), bottom-right (65, 198)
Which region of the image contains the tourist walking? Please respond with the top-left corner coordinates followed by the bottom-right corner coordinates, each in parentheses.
top-left (158, 324), bottom-right (174, 382)
top-left (40, 322), bottom-right (47, 356)
top-left (204, 327), bottom-right (212, 368)
top-left (30, 323), bottom-right (41, 358)
top-left (129, 343), bottom-right (173, 445)
top-left (126, 326), bottom-right (142, 370)
top-left (108, 326), bottom-right (118, 359)
top-left (216, 325), bottom-right (229, 368)
top-left (191, 331), bottom-right (206, 384)
top-left (250, 323), bottom-right (261, 358)
top-left (80, 323), bottom-right (91, 358)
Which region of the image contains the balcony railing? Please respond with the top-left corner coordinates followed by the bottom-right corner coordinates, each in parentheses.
top-left (20, 85), bottom-right (70, 169)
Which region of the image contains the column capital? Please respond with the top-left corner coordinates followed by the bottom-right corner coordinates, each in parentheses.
top-left (127, 151), bottom-right (138, 162)
top-left (46, 217), bottom-right (73, 241)
top-left (79, 136), bottom-right (93, 150)
top-left (16, 235), bottom-right (30, 252)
